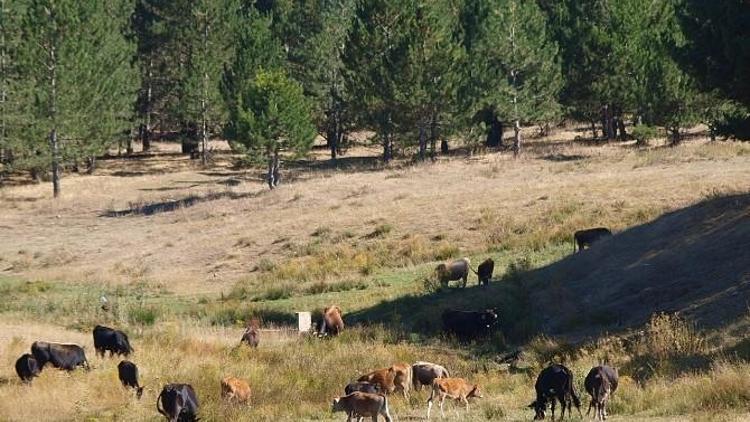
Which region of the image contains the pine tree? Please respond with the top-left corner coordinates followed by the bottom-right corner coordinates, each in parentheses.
top-left (224, 69), bottom-right (315, 189)
top-left (473, 0), bottom-right (562, 156)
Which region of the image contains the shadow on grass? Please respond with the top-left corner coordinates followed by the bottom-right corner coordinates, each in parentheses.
top-left (100, 189), bottom-right (265, 217)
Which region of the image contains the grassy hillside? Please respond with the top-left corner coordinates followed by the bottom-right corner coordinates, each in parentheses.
top-left (1, 130), bottom-right (750, 421)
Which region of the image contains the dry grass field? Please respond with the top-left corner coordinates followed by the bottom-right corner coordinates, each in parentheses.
top-left (1, 126), bottom-right (750, 421)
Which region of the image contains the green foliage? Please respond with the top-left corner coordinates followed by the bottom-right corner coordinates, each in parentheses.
top-left (631, 125), bottom-right (661, 146)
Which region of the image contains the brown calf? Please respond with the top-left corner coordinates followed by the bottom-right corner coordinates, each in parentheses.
top-left (426, 377), bottom-right (483, 419)
top-left (358, 363), bottom-right (411, 398)
top-left (221, 376), bottom-right (251, 403)
top-left (332, 391), bottom-right (392, 422)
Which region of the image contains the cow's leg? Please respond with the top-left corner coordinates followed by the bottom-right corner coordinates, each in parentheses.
top-left (461, 395), bottom-right (469, 412)
top-left (439, 394), bottom-right (446, 418)
top-left (587, 398), bottom-right (593, 416)
top-left (427, 399), bottom-right (433, 419)
top-left (551, 396), bottom-right (556, 421)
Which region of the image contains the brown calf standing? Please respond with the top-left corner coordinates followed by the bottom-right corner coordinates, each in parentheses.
top-left (426, 377), bottom-right (483, 419)
top-left (221, 376), bottom-right (252, 403)
top-left (332, 391), bottom-right (392, 422)
top-left (358, 363), bottom-right (411, 398)
top-left (585, 366), bottom-right (618, 420)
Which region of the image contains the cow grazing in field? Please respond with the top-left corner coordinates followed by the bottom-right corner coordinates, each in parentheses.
top-left (345, 381), bottom-right (381, 395)
top-left (93, 325), bottom-right (133, 357)
top-left (157, 383), bottom-right (199, 422)
top-left (435, 258), bottom-right (471, 288)
top-left (442, 309), bottom-right (499, 342)
top-left (240, 327), bottom-right (259, 348)
top-left (15, 353), bottom-right (40, 383)
top-left (426, 377), bottom-right (483, 419)
top-left (573, 227), bottom-right (612, 253)
top-left (473, 258), bottom-right (494, 286)
top-left (319, 305), bottom-right (345, 337)
top-left (118, 360), bottom-right (144, 399)
top-left (585, 365), bottom-right (619, 420)
top-left (332, 391), bottom-right (393, 422)
top-left (412, 361), bottom-right (450, 391)
top-left (221, 376), bottom-right (252, 403)
top-left (31, 341), bottom-right (89, 371)
top-left (358, 363), bottom-right (411, 398)
top-left (529, 364), bottom-right (582, 421)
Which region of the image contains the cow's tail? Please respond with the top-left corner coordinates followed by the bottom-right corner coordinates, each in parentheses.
top-left (469, 266), bottom-right (479, 275)
top-left (83, 358), bottom-right (91, 371)
top-left (136, 386), bottom-right (144, 400)
top-left (573, 234), bottom-right (577, 253)
top-left (156, 389), bottom-right (167, 417)
top-left (442, 367), bottom-right (450, 378)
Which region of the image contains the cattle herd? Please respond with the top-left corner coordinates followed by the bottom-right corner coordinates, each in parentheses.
top-left (10, 228), bottom-right (615, 420)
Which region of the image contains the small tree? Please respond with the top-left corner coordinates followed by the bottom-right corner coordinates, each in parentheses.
top-left (224, 70), bottom-right (315, 189)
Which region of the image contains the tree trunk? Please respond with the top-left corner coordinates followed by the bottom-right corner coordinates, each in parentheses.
top-left (606, 104), bottom-right (615, 140)
top-left (429, 115), bottom-right (437, 161)
top-left (670, 126), bottom-right (681, 146)
top-left (142, 59), bottom-right (153, 152)
top-left (49, 44), bottom-right (60, 198)
top-left (86, 155), bottom-right (96, 174)
top-left (418, 124), bottom-right (427, 161)
top-left (200, 14), bottom-right (209, 166)
top-left (267, 149), bottom-right (280, 189)
top-left (512, 120), bottom-right (521, 157)
top-left (50, 128), bottom-right (60, 197)
top-left (590, 120), bottom-right (598, 140)
top-left (440, 140), bottom-right (448, 154)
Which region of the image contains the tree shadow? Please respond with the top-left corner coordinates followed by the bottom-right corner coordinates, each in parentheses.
top-left (540, 154), bottom-right (587, 162)
top-left (101, 189), bottom-right (265, 217)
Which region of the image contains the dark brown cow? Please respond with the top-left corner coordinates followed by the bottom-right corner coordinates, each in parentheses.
top-left (585, 365), bottom-right (619, 420)
top-left (473, 258), bottom-right (494, 286)
top-left (573, 227), bottom-right (612, 252)
top-left (31, 341), bottom-right (89, 371)
top-left (529, 364), bottom-right (582, 421)
top-left (15, 353), bottom-right (40, 383)
top-left (118, 360), bottom-right (144, 399)
top-left (157, 383), bottom-right (199, 422)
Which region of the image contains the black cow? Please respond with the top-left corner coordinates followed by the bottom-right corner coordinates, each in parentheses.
top-left (15, 353), bottom-right (41, 383)
top-left (118, 360), bottom-right (144, 399)
top-left (157, 383), bottom-right (199, 422)
top-left (585, 365), bottom-right (619, 420)
top-left (529, 364), bottom-right (581, 421)
top-left (573, 227), bottom-right (612, 253)
top-left (93, 325), bottom-right (133, 357)
top-left (31, 341), bottom-right (89, 371)
top-left (442, 309), bottom-right (499, 342)
top-left (473, 258), bottom-right (494, 286)
top-left (344, 381), bottom-right (381, 395)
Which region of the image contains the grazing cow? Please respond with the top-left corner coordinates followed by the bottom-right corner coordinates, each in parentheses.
top-left (240, 327), bottom-right (259, 348)
top-left (31, 341), bottom-right (89, 371)
top-left (585, 365), bottom-right (619, 420)
top-left (332, 391), bottom-right (393, 422)
top-left (345, 381), bottom-right (381, 395)
top-left (93, 325), bottom-right (133, 358)
top-left (118, 360), bottom-right (144, 399)
top-left (473, 258), bottom-right (494, 286)
top-left (412, 361), bottom-right (450, 391)
top-left (435, 258), bottom-right (471, 288)
top-left (157, 383), bottom-right (199, 422)
top-left (319, 305), bottom-right (344, 337)
top-left (358, 363), bottom-right (411, 398)
top-left (442, 309), bottom-right (499, 342)
top-left (221, 376), bottom-right (252, 403)
top-left (573, 227), bottom-right (612, 253)
top-left (15, 353), bottom-right (40, 383)
top-left (529, 364), bottom-right (582, 421)
top-left (426, 377), bottom-right (483, 419)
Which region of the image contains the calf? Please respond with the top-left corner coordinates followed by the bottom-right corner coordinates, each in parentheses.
top-left (93, 325), bottom-right (133, 357)
top-left (345, 381), bottom-right (381, 395)
top-left (240, 327), bottom-right (259, 348)
top-left (412, 361), bottom-right (450, 391)
top-left (529, 364), bottom-right (581, 421)
top-left (221, 376), bottom-right (252, 403)
top-left (332, 391), bottom-right (392, 422)
top-left (15, 353), bottom-right (41, 383)
top-left (473, 258), bottom-right (494, 286)
top-left (442, 309), bottom-right (499, 342)
top-left (573, 227), bottom-right (612, 252)
top-left (426, 377), bottom-right (482, 419)
top-left (435, 258), bottom-right (471, 288)
top-left (585, 365), bottom-right (619, 420)
top-left (157, 383), bottom-right (199, 422)
top-left (118, 360), bottom-right (144, 399)
top-left (31, 341), bottom-right (89, 371)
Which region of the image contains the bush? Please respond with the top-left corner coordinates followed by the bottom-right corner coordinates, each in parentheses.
top-left (128, 305), bottom-right (159, 326)
top-left (631, 125), bottom-right (660, 146)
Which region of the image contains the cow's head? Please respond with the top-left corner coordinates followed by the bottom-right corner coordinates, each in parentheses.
top-left (482, 309), bottom-right (499, 328)
top-left (529, 399), bottom-right (547, 420)
top-left (468, 384), bottom-right (483, 399)
top-left (331, 397), bottom-right (344, 413)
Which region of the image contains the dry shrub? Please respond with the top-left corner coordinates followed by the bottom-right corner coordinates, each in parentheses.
top-left (637, 313), bottom-right (707, 361)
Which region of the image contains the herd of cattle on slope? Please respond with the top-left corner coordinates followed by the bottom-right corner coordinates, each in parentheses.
top-left (11, 227), bottom-right (615, 421)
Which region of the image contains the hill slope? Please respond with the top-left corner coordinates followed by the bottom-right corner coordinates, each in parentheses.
top-left (530, 192), bottom-right (750, 338)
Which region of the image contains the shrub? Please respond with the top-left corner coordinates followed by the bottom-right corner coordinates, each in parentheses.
top-left (128, 305), bottom-right (159, 326)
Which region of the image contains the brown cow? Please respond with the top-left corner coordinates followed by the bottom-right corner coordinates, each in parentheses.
top-left (426, 377), bottom-right (483, 419)
top-left (358, 363), bottom-right (411, 398)
top-left (332, 391), bottom-right (393, 422)
top-left (221, 376), bottom-right (251, 403)
top-left (319, 305), bottom-right (344, 336)
top-left (435, 258), bottom-right (471, 288)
